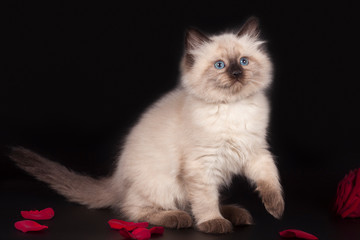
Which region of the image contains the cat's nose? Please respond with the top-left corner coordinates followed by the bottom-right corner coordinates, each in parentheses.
top-left (232, 70), bottom-right (242, 77)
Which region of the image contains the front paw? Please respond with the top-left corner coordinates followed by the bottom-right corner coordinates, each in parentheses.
top-left (256, 181), bottom-right (284, 219)
top-left (196, 218), bottom-right (233, 234)
top-left (220, 205), bottom-right (253, 225)
top-left (261, 190), bottom-right (284, 219)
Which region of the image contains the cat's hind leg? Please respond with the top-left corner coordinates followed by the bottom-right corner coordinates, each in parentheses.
top-left (122, 206), bottom-right (193, 229)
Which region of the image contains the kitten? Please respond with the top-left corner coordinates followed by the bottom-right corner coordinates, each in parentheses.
top-left (9, 17), bottom-right (284, 234)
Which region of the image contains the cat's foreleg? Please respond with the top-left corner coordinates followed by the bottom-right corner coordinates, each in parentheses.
top-left (185, 168), bottom-right (233, 233)
top-left (244, 150), bottom-right (284, 219)
top-left (220, 204), bottom-right (253, 226)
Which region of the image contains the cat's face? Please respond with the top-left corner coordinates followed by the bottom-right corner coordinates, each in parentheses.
top-left (180, 17), bottom-right (272, 103)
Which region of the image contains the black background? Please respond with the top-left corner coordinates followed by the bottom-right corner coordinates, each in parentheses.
top-left (2, 1), bottom-right (360, 240)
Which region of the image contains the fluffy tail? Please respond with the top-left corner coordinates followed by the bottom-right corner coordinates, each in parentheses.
top-left (9, 147), bottom-right (116, 209)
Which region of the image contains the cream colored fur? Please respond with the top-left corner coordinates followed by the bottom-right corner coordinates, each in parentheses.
top-left (113, 20), bottom-right (283, 225)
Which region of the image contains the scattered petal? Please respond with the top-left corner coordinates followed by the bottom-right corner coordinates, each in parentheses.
top-left (149, 226), bottom-right (164, 235)
top-left (118, 228), bottom-right (151, 240)
top-left (14, 220), bottom-right (48, 233)
top-left (21, 207), bottom-right (55, 220)
top-left (119, 229), bottom-right (135, 239)
top-left (110, 219), bottom-right (164, 239)
top-left (279, 229), bottom-right (318, 240)
top-left (108, 219), bottom-right (149, 231)
top-left (132, 228), bottom-right (151, 240)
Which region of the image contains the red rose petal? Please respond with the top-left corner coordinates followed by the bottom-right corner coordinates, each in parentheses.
top-left (14, 220), bottom-right (48, 233)
top-left (108, 219), bottom-right (131, 230)
top-left (341, 173), bottom-right (355, 207)
top-left (132, 228), bottom-right (151, 240)
top-left (108, 219), bottom-right (149, 231)
top-left (334, 168), bottom-right (360, 218)
top-left (343, 170), bottom-right (360, 205)
top-left (118, 228), bottom-right (151, 240)
top-left (341, 195), bottom-right (360, 218)
top-left (279, 229), bottom-right (318, 240)
top-left (149, 226), bottom-right (164, 235)
top-left (335, 177), bottom-right (346, 212)
top-left (336, 168), bottom-right (360, 218)
top-left (347, 198), bottom-right (360, 217)
top-left (348, 203), bottom-right (360, 217)
top-left (119, 229), bottom-right (135, 239)
top-left (21, 207), bottom-right (55, 220)
top-left (109, 219), bottom-right (163, 239)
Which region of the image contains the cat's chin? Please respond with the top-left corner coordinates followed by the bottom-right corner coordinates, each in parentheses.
top-left (207, 83), bottom-right (261, 103)
top-left (197, 89), bottom-right (256, 104)
top-left (183, 79), bottom-right (264, 104)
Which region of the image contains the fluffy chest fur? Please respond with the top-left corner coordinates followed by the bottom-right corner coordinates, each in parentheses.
top-left (182, 91), bottom-right (269, 185)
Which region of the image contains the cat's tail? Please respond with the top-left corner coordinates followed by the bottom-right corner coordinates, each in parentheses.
top-left (8, 147), bottom-right (117, 209)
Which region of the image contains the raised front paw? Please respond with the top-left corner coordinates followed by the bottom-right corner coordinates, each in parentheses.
top-left (256, 181), bottom-right (284, 219)
top-left (196, 218), bottom-right (233, 234)
top-left (260, 188), bottom-right (284, 219)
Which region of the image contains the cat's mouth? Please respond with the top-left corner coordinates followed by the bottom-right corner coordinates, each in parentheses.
top-left (218, 78), bottom-right (247, 90)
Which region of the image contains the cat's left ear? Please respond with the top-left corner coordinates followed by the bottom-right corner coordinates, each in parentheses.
top-left (237, 16), bottom-right (261, 39)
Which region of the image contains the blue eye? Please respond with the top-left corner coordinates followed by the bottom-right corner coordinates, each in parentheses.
top-left (214, 60), bottom-right (225, 69)
top-left (240, 57), bottom-right (249, 66)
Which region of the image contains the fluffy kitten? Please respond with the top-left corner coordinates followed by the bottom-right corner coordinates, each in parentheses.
top-left (9, 17), bottom-right (284, 234)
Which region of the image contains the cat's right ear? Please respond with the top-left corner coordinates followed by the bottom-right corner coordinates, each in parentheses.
top-left (185, 27), bottom-right (210, 51)
top-left (184, 28), bottom-right (210, 68)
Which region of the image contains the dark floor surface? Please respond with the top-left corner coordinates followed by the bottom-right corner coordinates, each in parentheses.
top-left (1, 170), bottom-right (359, 240)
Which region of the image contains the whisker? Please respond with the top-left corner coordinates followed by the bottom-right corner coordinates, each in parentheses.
top-left (248, 79), bottom-right (262, 84)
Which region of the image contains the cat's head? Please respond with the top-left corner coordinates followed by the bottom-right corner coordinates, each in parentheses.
top-left (180, 17), bottom-right (272, 103)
